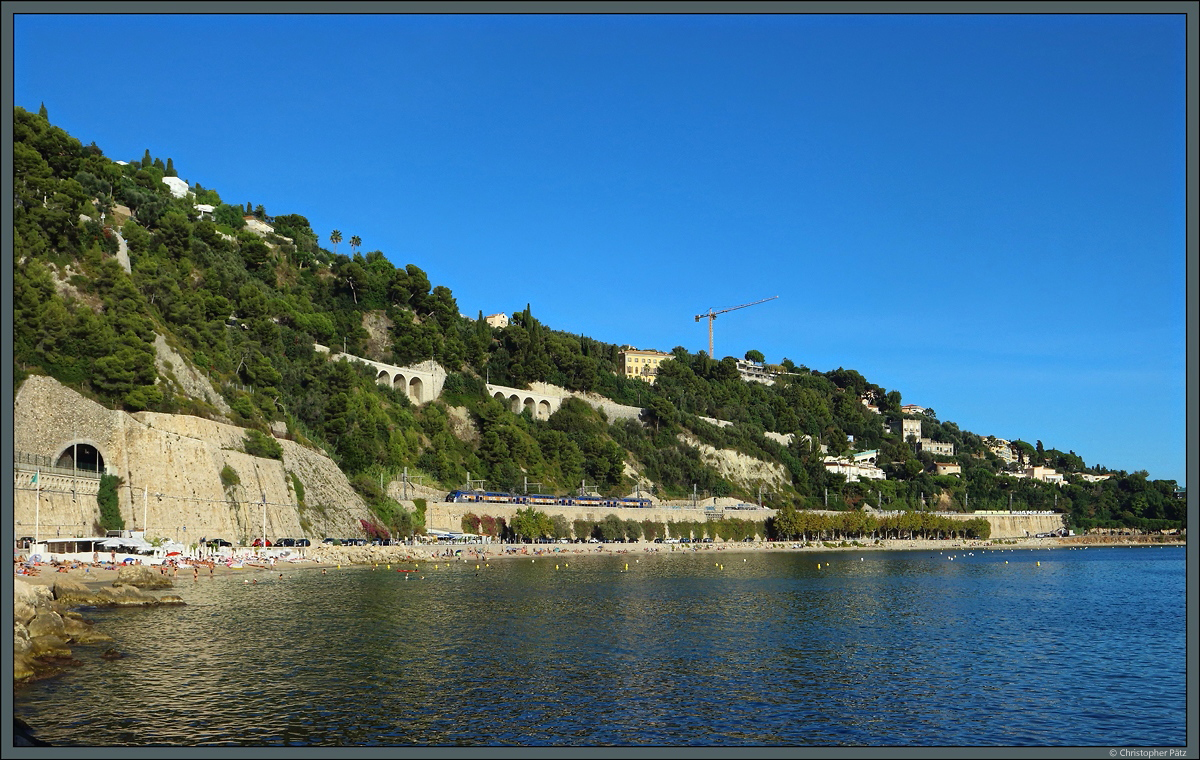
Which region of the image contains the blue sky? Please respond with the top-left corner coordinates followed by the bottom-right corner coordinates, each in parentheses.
top-left (13, 12), bottom-right (1189, 486)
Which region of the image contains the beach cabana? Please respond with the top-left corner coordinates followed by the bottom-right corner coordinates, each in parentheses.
top-left (101, 536), bottom-right (155, 553)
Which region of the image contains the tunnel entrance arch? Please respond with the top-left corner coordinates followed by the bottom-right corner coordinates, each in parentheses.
top-left (55, 442), bottom-right (106, 475)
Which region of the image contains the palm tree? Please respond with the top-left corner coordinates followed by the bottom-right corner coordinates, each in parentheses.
top-left (350, 235), bottom-right (361, 255)
top-left (330, 230), bottom-right (342, 254)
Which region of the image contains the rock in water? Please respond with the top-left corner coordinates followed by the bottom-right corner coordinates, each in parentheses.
top-left (52, 577), bottom-right (98, 606)
top-left (116, 564), bottom-right (174, 589)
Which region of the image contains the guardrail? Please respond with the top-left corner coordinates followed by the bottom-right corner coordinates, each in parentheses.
top-left (13, 451), bottom-right (105, 480)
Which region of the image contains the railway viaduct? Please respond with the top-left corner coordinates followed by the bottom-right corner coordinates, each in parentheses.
top-left (317, 345), bottom-right (446, 405)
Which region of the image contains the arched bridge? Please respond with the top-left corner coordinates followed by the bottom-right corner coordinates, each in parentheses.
top-left (485, 384), bottom-right (562, 420)
top-left (317, 345), bottom-right (446, 405)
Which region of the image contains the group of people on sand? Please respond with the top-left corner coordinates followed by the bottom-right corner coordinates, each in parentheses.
top-left (157, 558), bottom-right (217, 580)
top-left (14, 555), bottom-right (118, 576)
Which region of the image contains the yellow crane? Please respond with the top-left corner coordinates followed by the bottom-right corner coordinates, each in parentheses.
top-left (694, 296), bottom-right (778, 358)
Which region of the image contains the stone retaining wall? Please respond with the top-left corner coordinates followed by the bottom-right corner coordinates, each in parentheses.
top-left (13, 376), bottom-right (376, 544)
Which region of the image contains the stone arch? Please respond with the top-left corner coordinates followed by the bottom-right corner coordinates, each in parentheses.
top-left (509, 394), bottom-right (521, 413)
top-left (493, 392), bottom-right (506, 403)
top-left (376, 369), bottom-right (391, 386)
top-left (55, 441), bottom-right (106, 474)
top-left (408, 376), bottom-right (424, 403)
top-left (523, 397), bottom-right (535, 415)
top-left (538, 400), bottom-right (551, 419)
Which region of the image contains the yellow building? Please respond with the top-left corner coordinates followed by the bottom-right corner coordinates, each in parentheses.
top-left (619, 348), bottom-right (672, 384)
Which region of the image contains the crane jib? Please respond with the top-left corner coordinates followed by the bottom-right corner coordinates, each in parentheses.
top-left (693, 296), bottom-right (778, 357)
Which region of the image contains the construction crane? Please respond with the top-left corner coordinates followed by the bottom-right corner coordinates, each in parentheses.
top-left (694, 296), bottom-right (778, 358)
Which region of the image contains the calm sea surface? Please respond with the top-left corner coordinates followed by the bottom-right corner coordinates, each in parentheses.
top-left (14, 546), bottom-right (1187, 747)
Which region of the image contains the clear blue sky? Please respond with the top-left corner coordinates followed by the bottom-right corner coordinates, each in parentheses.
top-left (13, 12), bottom-right (1189, 486)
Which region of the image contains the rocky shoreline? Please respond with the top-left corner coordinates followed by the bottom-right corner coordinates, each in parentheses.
top-left (13, 564), bottom-right (185, 684)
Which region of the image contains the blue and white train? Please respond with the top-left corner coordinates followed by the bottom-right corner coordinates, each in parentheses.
top-left (445, 490), bottom-right (652, 509)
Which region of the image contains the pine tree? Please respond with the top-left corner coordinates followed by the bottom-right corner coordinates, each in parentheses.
top-left (166, 157), bottom-right (176, 177)
top-left (38, 102), bottom-right (48, 120)
top-left (142, 148), bottom-right (152, 167)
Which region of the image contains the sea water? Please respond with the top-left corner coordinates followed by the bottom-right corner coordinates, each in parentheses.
top-left (13, 546), bottom-right (1187, 746)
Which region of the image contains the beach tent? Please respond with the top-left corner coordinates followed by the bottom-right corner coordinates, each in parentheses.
top-left (101, 536), bottom-right (155, 552)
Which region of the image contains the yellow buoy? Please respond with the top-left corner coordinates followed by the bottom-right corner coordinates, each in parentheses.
top-left (476, 564), bottom-right (480, 570)
top-left (817, 563), bottom-right (821, 569)
top-left (556, 564), bottom-right (559, 570)
top-left (1037, 561), bottom-right (1041, 566)
top-left (387, 565), bottom-right (390, 570)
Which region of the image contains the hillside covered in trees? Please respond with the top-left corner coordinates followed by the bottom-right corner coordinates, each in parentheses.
top-left (11, 105), bottom-right (1186, 537)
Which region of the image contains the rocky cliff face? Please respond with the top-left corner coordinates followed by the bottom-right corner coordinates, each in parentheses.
top-left (13, 375), bottom-right (376, 544)
top-left (677, 431), bottom-right (790, 494)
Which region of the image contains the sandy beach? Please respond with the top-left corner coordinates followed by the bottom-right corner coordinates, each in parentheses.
top-left (15, 532), bottom-right (1183, 594)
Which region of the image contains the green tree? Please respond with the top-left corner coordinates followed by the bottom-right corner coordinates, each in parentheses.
top-left (244, 429), bottom-right (283, 460)
top-left (330, 229), bottom-right (342, 255)
top-left (97, 473), bottom-right (125, 532)
top-left (745, 349), bottom-right (765, 363)
top-left (511, 507), bottom-right (552, 542)
top-left (350, 235), bottom-right (361, 255)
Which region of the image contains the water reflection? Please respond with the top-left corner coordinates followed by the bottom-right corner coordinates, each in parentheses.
top-left (14, 548), bottom-right (1186, 746)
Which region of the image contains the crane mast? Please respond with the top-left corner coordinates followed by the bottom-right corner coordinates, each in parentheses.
top-left (694, 296), bottom-right (778, 358)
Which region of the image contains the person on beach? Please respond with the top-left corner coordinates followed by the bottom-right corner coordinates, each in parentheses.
top-left (193, 566), bottom-right (199, 581)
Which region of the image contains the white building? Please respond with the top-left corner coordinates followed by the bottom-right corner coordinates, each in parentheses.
top-left (986, 437), bottom-right (1017, 464)
top-left (823, 456), bottom-right (887, 483)
top-left (485, 313), bottom-right (509, 329)
top-left (1025, 466), bottom-right (1065, 485)
top-left (735, 360), bottom-right (778, 385)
